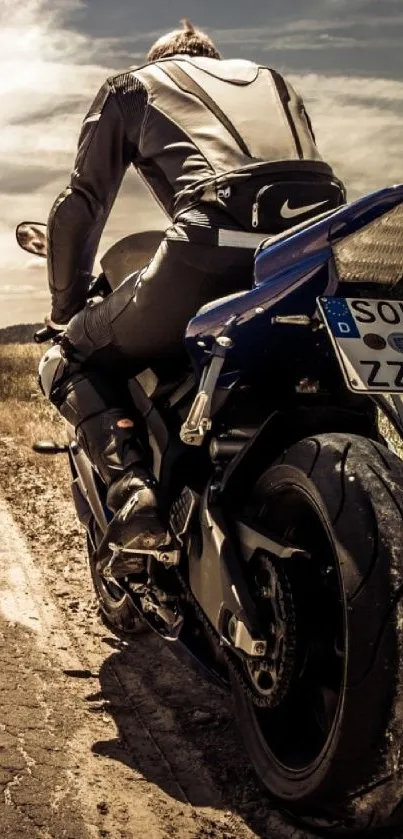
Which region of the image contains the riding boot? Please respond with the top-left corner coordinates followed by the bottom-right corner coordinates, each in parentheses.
top-left (46, 360), bottom-right (169, 557)
top-left (76, 412), bottom-right (169, 554)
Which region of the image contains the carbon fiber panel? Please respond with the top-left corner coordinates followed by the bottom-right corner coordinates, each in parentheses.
top-left (333, 203), bottom-right (403, 286)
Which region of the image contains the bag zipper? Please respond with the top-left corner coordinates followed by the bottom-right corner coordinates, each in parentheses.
top-left (252, 185), bottom-right (273, 228)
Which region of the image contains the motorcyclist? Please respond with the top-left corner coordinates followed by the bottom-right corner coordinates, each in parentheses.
top-left (39, 19), bottom-right (346, 570)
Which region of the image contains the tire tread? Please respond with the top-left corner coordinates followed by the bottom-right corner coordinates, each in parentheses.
top-left (233, 432), bottom-right (403, 833)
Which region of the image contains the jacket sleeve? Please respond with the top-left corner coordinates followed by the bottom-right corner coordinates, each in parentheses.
top-left (47, 81), bottom-right (135, 324)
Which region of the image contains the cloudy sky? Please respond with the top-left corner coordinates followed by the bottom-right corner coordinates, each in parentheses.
top-left (1, 0), bottom-right (402, 327)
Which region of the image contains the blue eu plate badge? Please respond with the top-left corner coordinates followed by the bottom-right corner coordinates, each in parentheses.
top-left (319, 298), bottom-right (360, 339)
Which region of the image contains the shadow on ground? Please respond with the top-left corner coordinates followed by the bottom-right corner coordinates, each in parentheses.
top-left (93, 630), bottom-right (310, 839)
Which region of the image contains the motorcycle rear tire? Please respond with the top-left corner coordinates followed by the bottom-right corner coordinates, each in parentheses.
top-left (231, 433), bottom-right (403, 833)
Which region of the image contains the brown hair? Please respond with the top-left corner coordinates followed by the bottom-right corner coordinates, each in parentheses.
top-left (147, 19), bottom-right (221, 63)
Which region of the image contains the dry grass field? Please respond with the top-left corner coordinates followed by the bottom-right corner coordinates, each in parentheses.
top-left (0, 342), bottom-right (71, 490)
top-left (0, 343), bottom-right (63, 446)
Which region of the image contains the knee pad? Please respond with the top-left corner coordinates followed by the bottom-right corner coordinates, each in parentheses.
top-left (66, 302), bottom-right (112, 357)
top-left (38, 345), bottom-right (66, 399)
top-left (38, 344), bottom-right (93, 428)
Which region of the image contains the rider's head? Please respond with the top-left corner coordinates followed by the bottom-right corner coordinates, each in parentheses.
top-left (147, 19), bottom-right (221, 63)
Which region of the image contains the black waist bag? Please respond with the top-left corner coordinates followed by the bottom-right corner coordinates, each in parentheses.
top-left (161, 62), bottom-right (346, 234)
top-left (213, 172), bottom-right (346, 234)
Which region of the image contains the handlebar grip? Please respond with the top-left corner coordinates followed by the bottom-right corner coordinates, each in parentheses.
top-left (34, 325), bottom-right (61, 344)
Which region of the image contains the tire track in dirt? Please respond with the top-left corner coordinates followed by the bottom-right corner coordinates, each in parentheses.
top-left (0, 436), bottom-right (314, 838)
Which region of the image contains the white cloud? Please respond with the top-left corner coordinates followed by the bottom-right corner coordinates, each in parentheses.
top-left (1, 0), bottom-right (402, 326)
top-left (209, 12), bottom-right (403, 51)
top-left (0, 0), bottom-right (114, 198)
top-left (0, 0), bottom-right (163, 325)
top-left (290, 73), bottom-right (403, 198)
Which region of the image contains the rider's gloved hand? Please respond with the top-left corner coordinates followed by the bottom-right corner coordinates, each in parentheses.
top-left (44, 313), bottom-right (68, 332)
top-left (34, 315), bottom-right (68, 344)
top-left (87, 272), bottom-right (111, 299)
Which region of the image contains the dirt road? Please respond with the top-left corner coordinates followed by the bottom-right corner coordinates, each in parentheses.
top-left (0, 435), bottom-right (313, 839)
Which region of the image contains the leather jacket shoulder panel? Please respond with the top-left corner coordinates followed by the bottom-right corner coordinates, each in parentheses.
top-left (105, 71), bottom-right (149, 153)
top-left (178, 56), bottom-right (259, 84)
top-left (83, 79), bottom-right (112, 119)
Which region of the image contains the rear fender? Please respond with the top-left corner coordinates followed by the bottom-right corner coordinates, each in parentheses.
top-left (218, 398), bottom-right (379, 504)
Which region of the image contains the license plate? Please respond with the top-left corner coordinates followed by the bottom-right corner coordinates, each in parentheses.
top-left (318, 297), bottom-right (403, 393)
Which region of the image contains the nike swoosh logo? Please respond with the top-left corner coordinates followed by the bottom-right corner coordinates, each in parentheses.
top-left (280, 199), bottom-right (329, 219)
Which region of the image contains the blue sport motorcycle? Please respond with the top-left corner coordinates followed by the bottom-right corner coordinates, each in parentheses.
top-left (17, 185), bottom-right (403, 834)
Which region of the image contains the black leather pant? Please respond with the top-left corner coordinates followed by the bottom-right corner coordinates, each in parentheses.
top-left (64, 227), bottom-right (257, 365)
top-left (41, 227), bottom-right (257, 482)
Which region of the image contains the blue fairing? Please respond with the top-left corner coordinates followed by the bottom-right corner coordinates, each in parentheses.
top-left (185, 184), bottom-right (403, 377)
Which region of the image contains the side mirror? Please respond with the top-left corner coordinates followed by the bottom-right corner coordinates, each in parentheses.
top-left (16, 221), bottom-right (47, 258)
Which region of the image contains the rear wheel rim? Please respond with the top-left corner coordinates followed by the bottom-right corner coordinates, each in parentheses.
top-left (248, 479), bottom-right (346, 775)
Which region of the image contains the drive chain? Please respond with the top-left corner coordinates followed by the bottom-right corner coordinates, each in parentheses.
top-left (174, 561), bottom-right (296, 710)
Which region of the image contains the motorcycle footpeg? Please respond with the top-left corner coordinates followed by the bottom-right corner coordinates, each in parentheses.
top-left (102, 551), bottom-right (146, 580)
top-left (121, 567), bottom-right (184, 640)
top-left (103, 541), bottom-right (181, 580)
top-left (135, 586), bottom-right (184, 638)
